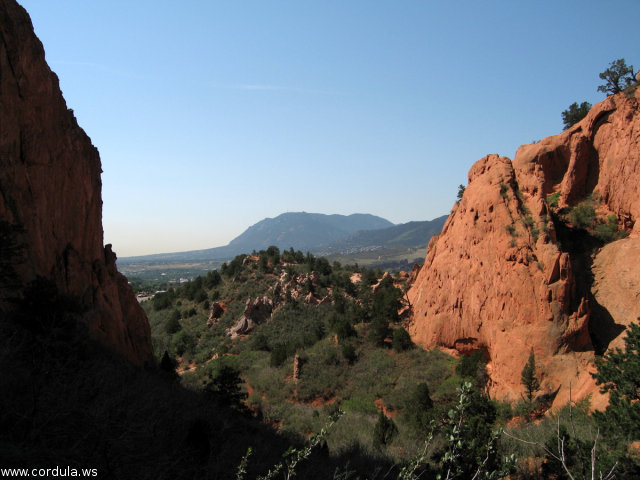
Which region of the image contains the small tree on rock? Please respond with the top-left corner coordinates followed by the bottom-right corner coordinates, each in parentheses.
top-left (561, 101), bottom-right (592, 130)
top-left (598, 58), bottom-right (635, 95)
top-left (521, 348), bottom-right (540, 403)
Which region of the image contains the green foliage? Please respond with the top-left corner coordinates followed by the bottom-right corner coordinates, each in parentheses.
top-left (569, 202), bottom-right (596, 229)
top-left (204, 270), bottom-right (222, 289)
top-left (372, 275), bottom-right (403, 323)
top-left (521, 349), bottom-right (540, 403)
top-left (341, 342), bottom-right (358, 365)
top-left (562, 101), bottom-right (592, 130)
top-left (499, 182), bottom-right (509, 200)
top-left (392, 327), bottom-right (413, 352)
top-left (369, 316), bottom-right (391, 347)
top-left (598, 58), bottom-right (636, 95)
top-left (455, 350), bottom-right (487, 388)
top-left (222, 254), bottom-right (248, 278)
top-left (171, 330), bottom-right (195, 357)
top-left (456, 184), bottom-right (466, 202)
top-left (153, 290), bottom-right (174, 310)
top-left (342, 396), bottom-right (378, 415)
top-left (437, 382), bottom-right (511, 480)
top-left (592, 321), bottom-right (640, 446)
top-left (372, 412), bottom-right (398, 449)
top-left (205, 363), bottom-right (247, 411)
top-left (250, 333), bottom-right (270, 352)
top-left (165, 309), bottom-right (182, 334)
top-left (594, 214), bottom-right (627, 243)
top-left (403, 382), bottom-right (434, 434)
top-left (270, 343), bottom-right (289, 368)
top-left (546, 191), bottom-right (561, 208)
top-left (330, 314), bottom-right (356, 341)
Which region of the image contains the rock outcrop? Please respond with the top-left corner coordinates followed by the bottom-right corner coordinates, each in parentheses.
top-left (408, 87), bottom-right (640, 409)
top-left (226, 296), bottom-right (274, 338)
top-left (206, 301), bottom-right (227, 327)
top-left (0, 0), bottom-right (152, 365)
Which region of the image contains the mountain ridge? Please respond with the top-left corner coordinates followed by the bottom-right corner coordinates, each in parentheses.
top-left (118, 212), bottom-right (445, 264)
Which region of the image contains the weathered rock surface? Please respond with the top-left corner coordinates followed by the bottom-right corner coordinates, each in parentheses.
top-left (206, 301), bottom-right (227, 327)
top-left (408, 87), bottom-right (640, 409)
top-left (0, 0), bottom-right (152, 365)
top-left (226, 296), bottom-right (273, 338)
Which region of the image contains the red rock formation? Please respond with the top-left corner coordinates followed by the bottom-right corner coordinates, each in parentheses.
top-left (0, 0), bottom-right (152, 365)
top-left (408, 87), bottom-right (640, 409)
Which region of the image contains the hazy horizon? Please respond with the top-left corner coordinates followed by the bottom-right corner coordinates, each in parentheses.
top-left (18, 0), bottom-right (640, 256)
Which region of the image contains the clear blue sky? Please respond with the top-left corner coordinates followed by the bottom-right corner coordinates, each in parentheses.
top-left (18, 0), bottom-right (640, 257)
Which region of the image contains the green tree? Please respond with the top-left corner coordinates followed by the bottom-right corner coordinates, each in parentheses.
top-left (456, 184), bottom-right (466, 202)
top-left (341, 343), bottom-right (357, 365)
top-left (598, 58), bottom-right (635, 95)
top-left (270, 343), bottom-right (289, 367)
top-left (165, 309), bottom-right (181, 334)
top-left (369, 316), bottom-right (391, 347)
top-left (561, 101), bottom-right (592, 130)
top-left (372, 276), bottom-right (403, 323)
top-left (404, 382), bottom-right (434, 434)
top-left (592, 321), bottom-right (640, 446)
top-left (521, 348), bottom-right (540, 403)
top-left (456, 350), bottom-right (488, 388)
top-left (438, 382), bottom-right (508, 479)
top-left (205, 364), bottom-right (247, 410)
top-left (159, 350), bottom-right (177, 374)
top-left (372, 412), bottom-right (398, 449)
top-left (392, 327), bottom-right (413, 352)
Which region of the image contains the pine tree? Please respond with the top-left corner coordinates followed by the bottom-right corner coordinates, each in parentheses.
top-left (521, 348), bottom-right (540, 403)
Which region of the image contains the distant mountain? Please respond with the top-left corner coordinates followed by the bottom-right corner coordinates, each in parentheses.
top-left (323, 215), bottom-right (448, 253)
top-left (118, 212), bottom-right (395, 264)
top-left (227, 212), bottom-right (394, 254)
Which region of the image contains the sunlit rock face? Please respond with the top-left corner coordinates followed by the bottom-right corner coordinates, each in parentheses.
top-left (0, 0), bottom-right (152, 365)
top-left (408, 87), bottom-right (640, 410)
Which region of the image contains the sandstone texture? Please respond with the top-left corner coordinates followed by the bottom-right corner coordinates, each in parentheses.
top-left (0, 0), bottom-right (152, 365)
top-left (408, 87), bottom-right (640, 409)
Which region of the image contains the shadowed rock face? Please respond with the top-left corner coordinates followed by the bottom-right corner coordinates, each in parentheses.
top-left (408, 87), bottom-right (640, 409)
top-left (0, 0), bottom-right (152, 365)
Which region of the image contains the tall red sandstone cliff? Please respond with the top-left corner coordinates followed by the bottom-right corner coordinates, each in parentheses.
top-left (408, 87), bottom-right (640, 409)
top-left (0, 0), bottom-right (152, 365)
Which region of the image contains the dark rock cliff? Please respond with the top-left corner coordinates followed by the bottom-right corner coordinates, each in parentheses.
top-left (0, 0), bottom-right (152, 365)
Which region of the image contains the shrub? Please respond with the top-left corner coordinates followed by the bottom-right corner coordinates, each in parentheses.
top-left (456, 350), bottom-right (487, 388)
top-left (594, 214), bottom-right (627, 243)
top-left (392, 327), bottom-right (413, 352)
top-left (342, 396), bottom-right (378, 415)
top-left (331, 314), bottom-right (356, 341)
top-left (369, 316), bottom-right (390, 347)
top-left (403, 382), bottom-right (434, 434)
top-left (500, 182), bottom-right (509, 199)
top-left (372, 412), bottom-right (398, 449)
top-left (546, 191), bottom-right (561, 208)
top-left (270, 343), bottom-right (289, 368)
top-left (165, 309), bottom-right (181, 334)
top-left (341, 343), bottom-right (358, 365)
top-left (569, 202), bottom-right (596, 229)
top-left (153, 291), bottom-right (173, 310)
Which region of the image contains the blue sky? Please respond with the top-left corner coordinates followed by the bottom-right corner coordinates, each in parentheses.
top-left (18, 0), bottom-right (640, 256)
